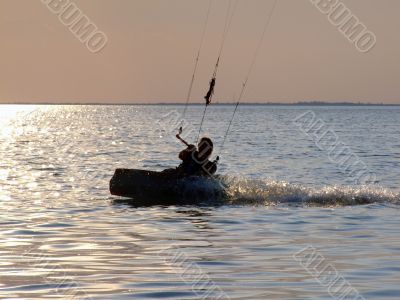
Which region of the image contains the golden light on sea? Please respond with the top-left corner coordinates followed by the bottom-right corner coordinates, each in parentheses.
top-left (0, 105), bottom-right (42, 138)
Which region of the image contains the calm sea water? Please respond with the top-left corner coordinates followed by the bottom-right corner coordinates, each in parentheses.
top-left (0, 105), bottom-right (399, 299)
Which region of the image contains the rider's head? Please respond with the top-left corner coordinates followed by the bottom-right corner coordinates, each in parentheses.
top-left (198, 137), bottom-right (213, 161)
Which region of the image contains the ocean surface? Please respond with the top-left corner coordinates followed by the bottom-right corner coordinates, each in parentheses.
top-left (0, 104), bottom-right (399, 299)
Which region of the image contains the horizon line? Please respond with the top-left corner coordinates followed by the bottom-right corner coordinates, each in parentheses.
top-left (0, 101), bottom-right (399, 106)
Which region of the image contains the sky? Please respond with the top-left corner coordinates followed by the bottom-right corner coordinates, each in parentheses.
top-left (0, 0), bottom-right (399, 104)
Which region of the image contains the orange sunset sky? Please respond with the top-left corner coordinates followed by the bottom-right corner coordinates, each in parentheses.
top-left (0, 0), bottom-right (399, 104)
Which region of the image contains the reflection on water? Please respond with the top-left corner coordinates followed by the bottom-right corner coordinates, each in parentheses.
top-left (0, 105), bottom-right (399, 299)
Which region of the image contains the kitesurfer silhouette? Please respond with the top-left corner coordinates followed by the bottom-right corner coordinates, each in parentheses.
top-left (163, 136), bottom-right (217, 177)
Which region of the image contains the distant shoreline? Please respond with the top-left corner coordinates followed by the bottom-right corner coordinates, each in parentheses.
top-left (1, 101), bottom-right (399, 106)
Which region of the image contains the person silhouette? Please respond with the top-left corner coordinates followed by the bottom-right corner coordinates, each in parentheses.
top-left (163, 137), bottom-right (217, 177)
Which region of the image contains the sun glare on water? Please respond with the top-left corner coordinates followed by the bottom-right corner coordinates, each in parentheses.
top-left (0, 105), bottom-right (43, 138)
top-left (0, 105), bottom-right (40, 121)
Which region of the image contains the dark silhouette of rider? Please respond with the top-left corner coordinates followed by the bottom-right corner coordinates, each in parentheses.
top-left (166, 137), bottom-right (217, 177)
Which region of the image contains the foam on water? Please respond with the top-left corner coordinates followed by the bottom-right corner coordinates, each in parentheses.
top-left (173, 176), bottom-right (400, 207)
top-left (221, 176), bottom-right (400, 207)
